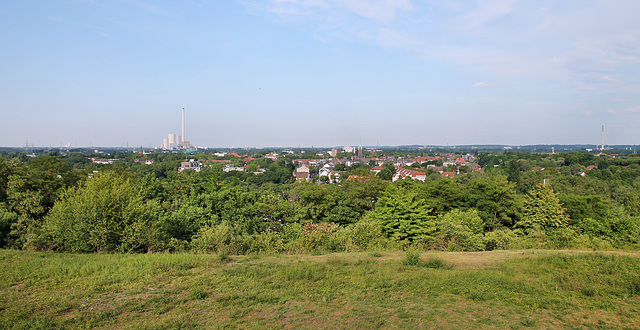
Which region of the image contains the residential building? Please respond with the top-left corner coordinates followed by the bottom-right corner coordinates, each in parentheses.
top-left (178, 159), bottom-right (204, 172)
top-left (392, 166), bottom-right (427, 182)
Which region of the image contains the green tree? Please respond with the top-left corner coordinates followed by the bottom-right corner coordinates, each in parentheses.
top-left (0, 158), bottom-right (13, 203)
top-left (246, 163), bottom-right (259, 173)
top-left (6, 156), bottom-right (79, 219)
top-left (506, 159), bottom-right (520, 183)
top-left (467, 175), bottom-right (520, 231)
top-left (377, 167), bottom-right (394, 180)
top-left (3, 156), bottom-right (82, 248)
top-left (418, 179), bottom-right (466, 215)
top-left (377, 162), bottom-right (396, 181)
top-left (516, 183), bottom-right (569, 232)
top-left (0, 204), bottom-right (18, 247)
top-left (334, 163), bottom-right (346, 171)
top-left (41, 170), bottom-right (163, 253)
top-left (436, 209), bottom-right (485, 251)
top-left (558, 194), bottom-right (609, 223)
top-left (364, 185), bottom-right (436, 242)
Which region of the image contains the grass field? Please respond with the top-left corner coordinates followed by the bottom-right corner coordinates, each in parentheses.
top-left (1, 249), bottom-right (640, 329)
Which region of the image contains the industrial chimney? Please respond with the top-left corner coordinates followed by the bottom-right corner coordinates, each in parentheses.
top-left (182, 108), bottom-right (185, 144)
top-left (601, 125), bottom-right (605, 152)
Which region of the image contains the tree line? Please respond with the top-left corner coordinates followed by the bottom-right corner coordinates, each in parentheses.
top-left (1, 150), bottom-right (639, 254)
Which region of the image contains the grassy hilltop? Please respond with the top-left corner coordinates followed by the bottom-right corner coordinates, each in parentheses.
top-left (1, 249), bottom-right (640, 329)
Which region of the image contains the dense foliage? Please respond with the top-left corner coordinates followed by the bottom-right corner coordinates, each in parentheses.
top-left (1, 149), bottom-right (639, 253)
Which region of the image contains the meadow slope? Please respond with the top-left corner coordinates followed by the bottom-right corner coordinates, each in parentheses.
top-left (1, 249), bottom-right (639, 329)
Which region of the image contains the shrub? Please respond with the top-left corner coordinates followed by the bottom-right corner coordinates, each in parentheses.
top-left (40, 171), bottom-right (163, 253)
top-left (245, 230), bottom-right (285, 255)
top-left (629, 277), bottom-right (640, 296)
top-left (299, 222), bottom-right (343, 253)
top-left (423, 257), bottom-right (452, 270)
top-left (484, 228), bottom-right (521, 251)
top-left (546, 227), bottom-right (579, 249)
top-left (343, 220), bottom-right (387, 251)
top-left (216, 252), bottom-right (231, 263)
top-left (190, 288), bottom-right (207, 300)
top-left (434, 209), bottom-right (486, 251)
top-left (364, 186), bottom-right (437, 243)
top-left (403, 250), bottom-right (421, 266)
top-left (190, 222), bottom-right (247, 254)
top-left (282, 222), bottom-right (303, 252)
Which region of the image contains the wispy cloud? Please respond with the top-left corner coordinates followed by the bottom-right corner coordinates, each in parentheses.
top-left (338, 0), bottom-right (411, 23)
top-left (123, 0), bottom-right (176, 18)
top-left (455, 0), bottom-right (516, 29)
top-left (473, 82), bottom-right (496, 88)
top-left (267, 0), bottom-right (410, 23)
top-left (256, 0), bottom-right (640, 96)
top-left (552, 34), bottom-right (640, 91)
top-left (605, 106), bottom-right (640, 116)
top-left (624, 106), bottom-right (640, 114)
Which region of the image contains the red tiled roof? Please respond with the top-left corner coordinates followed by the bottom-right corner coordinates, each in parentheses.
top-left (393, 166), bottom-right (427, 181)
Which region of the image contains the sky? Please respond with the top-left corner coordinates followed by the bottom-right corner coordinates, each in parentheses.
top-left (1, 0), bottom-right (639, 148)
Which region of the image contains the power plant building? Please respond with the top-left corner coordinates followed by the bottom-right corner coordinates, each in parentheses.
top-left (161, 108), bottom-right (193, 150)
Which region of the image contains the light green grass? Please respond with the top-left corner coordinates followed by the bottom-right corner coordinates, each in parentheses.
top-left (1, 249), bottom-right (639, 328)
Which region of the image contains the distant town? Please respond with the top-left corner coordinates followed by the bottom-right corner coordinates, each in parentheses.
top-left (4, 109), bottom-right (638, 184)
top-left (3, 141), bottom-right (638, 186)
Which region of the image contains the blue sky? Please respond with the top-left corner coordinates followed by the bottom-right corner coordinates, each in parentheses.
top-left (1, 0), bottom-right (639, 148)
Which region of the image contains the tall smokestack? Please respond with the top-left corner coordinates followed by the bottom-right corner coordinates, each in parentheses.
top-left (182, 108), bottom-right (185, 143)
top-left (601, 125), bottom-right (605, 152)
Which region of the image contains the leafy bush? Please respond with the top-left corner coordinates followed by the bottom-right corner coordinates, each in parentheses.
top-left (190, 288), bottom-right (207, 300)
top-left (423, 257), bottom-right (452, 270)
top-left (299, 222), bottom-right (343, 253)
top-left (216, 252), bottom-right (231, 263)
top-left (190, 222), bottom-right (247, 254)
top-left (40, 171), bottom-right (162, 253)
top-left (435, 210), bottom-right (486, 251)
top-left (245, 230), bottom-right (285, 255)
top-left (403, 250), bottom-right (421, 266)
top-left (0, 206), bottom-right (18, 247)
top-left (516, 183), bottom-right (568, 233)
top-left (484, 228), bottom-right (521, 251)
top-left (342, 220), bottom-right (388, 251)
top-left (365, 186), bottom-right (437, 243)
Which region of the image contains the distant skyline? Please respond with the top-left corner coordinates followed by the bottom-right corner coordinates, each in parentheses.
top-left (1, 1), bottom-right (639, 148)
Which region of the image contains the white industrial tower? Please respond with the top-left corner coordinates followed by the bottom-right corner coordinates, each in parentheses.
top-left (182, 108), bottom-right (185, 144)
top-left (601, 125), bottom-right (605, 152)
top-left (160, 107), bottom-right (192, 150)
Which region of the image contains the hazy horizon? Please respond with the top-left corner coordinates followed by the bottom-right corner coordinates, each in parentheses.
top-left (2, 1), bottom-right (639, 148)
top-left (4, 143), bottom-right (634, 151)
